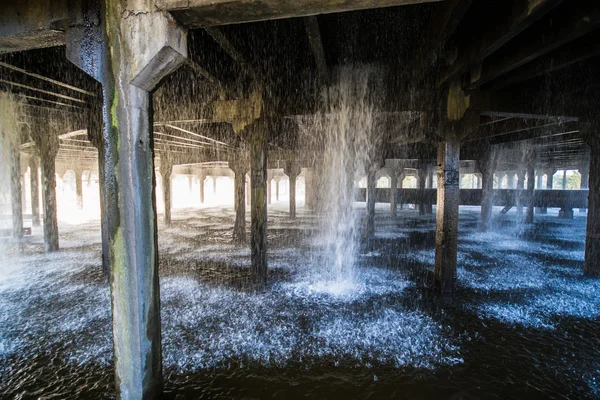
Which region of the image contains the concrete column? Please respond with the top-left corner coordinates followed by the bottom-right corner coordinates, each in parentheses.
top-left (67, 6), bottom-right (187, 398)
top-left (562, 169), bottom-right (568, 190)
top-left (249, 120), bottom-right (268, 286)
top-left (579, 164), bottom-right (589, 213)
top-left (9, 142), bottom-right (23, 239)
top-left (398, 171), bottom-right (405, 210)
top-left (584, 134), bottom-right (600, 276)
top-left (274, 177), bottom-right (280, 201)
top-left (284, 158), bottom-right (301, 220)
top-left (535, 173), bottom-right (544, 214)
top-left (507, 172), bottom-right (516, 189)
top-left (160, 161), bottom-right (173, 225)
top-left (229, 157), bottom-right (248, 244)
top-left (546, 169), bottom-right (556, 189)
top-left (525, 165), bottom-right (535, 224)
top-left (434, 136), bottom-right (460, 294)
top-left (515, 170), bottom-right (525, 220)
top-left (366, 168), bottom-right (377, 239)
top-left (478, 149), bottom-right (497, 232)
top-left (74, 168), bottom-right (84, 209)
top-left (36, 135), bottom-right (59, 251)
top-left (29, 156), bottom-right (41, 227)
top-left (418, 166), bottom-right (426, 215)
top-left (389, 170), bottom-right (398, 218)
top-left (213, 175), bottom-right (218, 195)
top-left (267, 175), bottom-right (272, 205)
top-left (198, 173), bottom-right (206, 204)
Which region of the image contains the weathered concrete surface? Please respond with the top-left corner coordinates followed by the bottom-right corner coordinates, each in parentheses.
top-left (229, 155), bottom-right (248, 244)
top-left (66, 2), bottom-right (187, 398)
top-left (28, 156), bottom-right (40, 227)
top-left (434, 135), bottom-right (460, 294)
top-left (478, 147), bottom-right (497, 231)
top-left (249, 120), bottom-right (268, 287)
top-left (160, 160), bottom-right (174, 225)
top-left (37, 135), bottom-right (59, 251)
top-left (584, 130), bottom-right (600, 277)
top-left (284, 156), bottom-right (301, 220)
top-left (10, 144), bottom-right (23, 239)
top-left (169, 0), bottom-right (443, 28)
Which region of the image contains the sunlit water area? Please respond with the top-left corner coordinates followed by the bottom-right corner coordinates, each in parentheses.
top-left (1, 203), bottom-right (598, 399)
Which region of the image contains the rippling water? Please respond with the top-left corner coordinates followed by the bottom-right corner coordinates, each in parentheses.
top-left (1, 205), bottom-right (599, 399)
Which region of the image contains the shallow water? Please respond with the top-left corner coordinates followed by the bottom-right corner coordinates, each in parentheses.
top-left (1, 204), bottom-right (598, 399)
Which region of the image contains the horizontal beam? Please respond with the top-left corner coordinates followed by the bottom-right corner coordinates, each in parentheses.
top-left (439, 0), bottom-right (564, 86)
top-left (169, 0), bottom-right (443, 28)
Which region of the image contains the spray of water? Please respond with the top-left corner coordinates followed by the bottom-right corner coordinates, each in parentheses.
top-left (299, 65), bottom-right (384, 294)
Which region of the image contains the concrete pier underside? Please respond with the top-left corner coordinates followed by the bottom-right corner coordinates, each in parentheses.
top-left (0, 0), bottom-right (598, 398)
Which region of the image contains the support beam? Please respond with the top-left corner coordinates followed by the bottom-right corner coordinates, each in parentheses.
top-left (66, 5), bottom-right (187, 398)
top-left (478, 146), bottom-right (498, 231)
top-left (366, 167), bottom-right (377, 240)
top-left (10, 142), bottom-right (23, 239)
top-left (284, 156), bottom-right (301, 220)
top-left (583, 127), bottom-right (600, 276)
top-left (434, 135), bottom-right (461, 294)
top-left (439, 0), bottom-right (564, 86)
top-left (36, 135), bottom-right (59, 251)
top-left (390, 170), bottom-right (398, 218)
top-left (249, 120), bottom-right (268, 287)
top-left (304, 16), bottom-right (329, 85)
top-left (74, 168), bottom-right (83, 209)
top-left (525, 164), bottom-right (535, 224)
top-left (29, 156), bottom-right (40, 227)
top-left (160, 161), bottom-right (173, 225)
top-left (229, 155), bottom-right (248, 244)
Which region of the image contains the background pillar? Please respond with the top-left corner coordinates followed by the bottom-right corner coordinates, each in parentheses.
top-left (389, 169), bottom-right (398, 218)
top-left (249, 120), bottom-right (268, 287)
top-left (584, 131), bottom-right (599, 276)
top-left (29, 156), bottom-right (41, 227)
top-left (366, 167), bottom-right (377, 239)
top-left (160, 161), bottom-right (173, 225)
top-left (284, 157), bottom-right (301, 220)
top-left (10, 142), bottom-right (23, 238)
top-left (525, 164), bottom-right (535, 224)
top-left (478, 147), bottom-right (497, 231)
top-left (229, 156), bottom-right (248, 244)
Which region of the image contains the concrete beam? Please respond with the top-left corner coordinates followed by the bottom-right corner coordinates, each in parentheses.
top-left (169, 0), bottom-right (443, 28)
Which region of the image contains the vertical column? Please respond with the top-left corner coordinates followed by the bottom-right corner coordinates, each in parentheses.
top-left (274, 177), bottom-right (280, 201)
top-left (418, 166), bottom-right (426, 215)
top-left (36, 135), bottom-right (59, 251)
top-left (389, 169), bottom-right (398, 218)
top-left (198, 173), bottom-right (206, 204)
top-left (516, 169), bottom-right (525, 220)
top-left (525, 164), bottom-right (535, 224)
top-left (434, 135), bottom-right (461, 294)
top-left (10, 141), bottom-right (23, 238)
top-left (546, 169), bottom-right (555, 189)
top-left (249, 120), bottom-right (268, 286)
top-left (398, 171), bottom-right (405, 210)
top-left (284, 157), bottom-right (301, 219)
top-left (579, 164), bottom-right (589, 213)
top-left (535, 173), bottom-right (544, 214)
top-left (67, 6), bottom-right (187, 398)
top-left (229, 156), bottom-right (248, 244)
top-left (478, 147), bottom-right (497, 232)
top-left (584, 130), bottom-right (599, 276)
top-left (74, 168), bottom-right (84, 209)
top-left (29, 156), bottom-right (41, 227)
top-left (366, 167), bottom-right (377, 239)
top-left (562, 169), bottom-right (567, 190)
top-left (160, 160), bottom-right (173, 225)
top-left (213, 175), bottom-right (218, 195)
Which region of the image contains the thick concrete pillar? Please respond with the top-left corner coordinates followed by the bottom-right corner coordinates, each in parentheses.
top-left (160, 161), bottom-right (173, 225)
top-left (198, 173), bottom-right (206, 204)
top-left (535, 173), bottom-right (544, 214)
top-left (435, 135), bottom-right (461, 294)
top-left (398, 171), bottom-right (405, 210)
top-left (584, 131), bottom-right (600, 276)
top-left (9, 142), bottom-right (23, 239)
top-left (478, 148), bottom-right (497, 231)
top-left (213, 175), bottom-right (218, 195)
top-left (304, 168), bottom-right (317, 210)
top-left (67, 5), bottom-right (187, 398)
top-left (507, 172), bottom-right (516, 189)
top-left (229, 157), bottom-right (248, 244)
top-left (516, 170), bottom-right (525, 220)
top-left (284, 158), bottom-right (301, 220)
top-left (249, 120), bottom-right (268, 286)
top-left (74, 168), bottom-right (84, 209)
top-left (29, 156), bottom-right (41, 227)
top-left (525, 165), bottom-right (535, 224)
top-left (366, 167), bottom-right (377, 239)
top-left (579, 163), bottom-right (589, 213)
top-left (562, 169), bottom-right (568, 190)
top-left (389, 170), bottom-right (398, 218)
top-left (36, 135), bottom-right (59, 251)
top-left (546, 169), bottom-right (556, 189)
